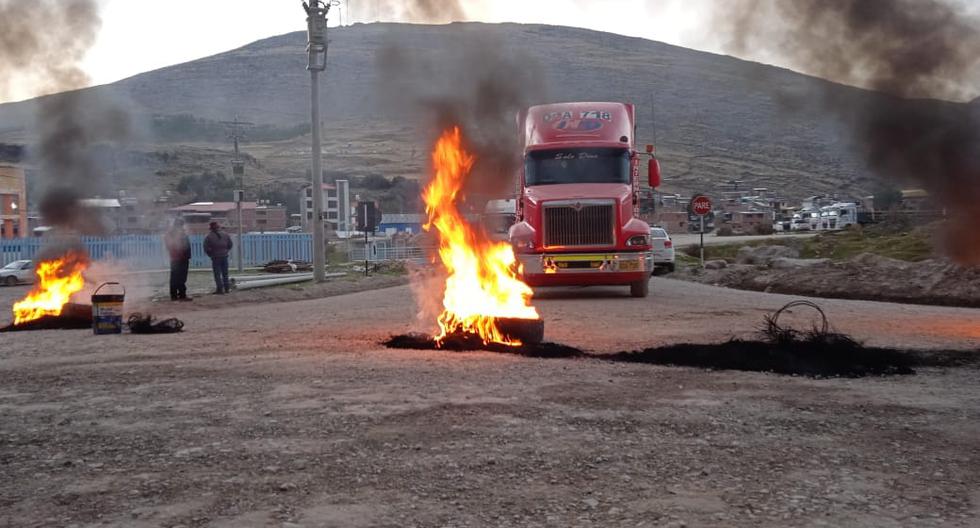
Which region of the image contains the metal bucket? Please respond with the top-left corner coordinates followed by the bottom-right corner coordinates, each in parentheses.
top-left (92, 282), bottom-right (125, 335)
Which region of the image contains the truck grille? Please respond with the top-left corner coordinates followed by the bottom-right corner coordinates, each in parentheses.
top-left (543, 202), bottom-right (615, 247)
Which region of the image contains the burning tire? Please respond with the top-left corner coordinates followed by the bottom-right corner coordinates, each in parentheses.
top-left (630, 278), bottom-right (650, 298)
top-left (421, 128), bottom-right (542, 348)
top-left (495, 318), bottom-right (545, 346)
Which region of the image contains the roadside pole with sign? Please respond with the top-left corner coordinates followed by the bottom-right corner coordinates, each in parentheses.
top-left (356, 201), bottom-right (379, 277)
top-left (691, 194), bottom-right (713, 268)
top-left (363, 203), bottom-right (370, 277)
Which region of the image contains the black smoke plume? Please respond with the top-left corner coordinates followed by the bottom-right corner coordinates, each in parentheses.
top-left (714, 0), bottom-right (980, 263)
top-left (0, 0), bottom-right (129, 233)
top-left (376, 22), bottom-right (546, 336)
top-left (377, 31), bottom-right (547, 201)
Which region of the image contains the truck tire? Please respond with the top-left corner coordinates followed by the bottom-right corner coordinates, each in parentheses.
top-left (630, 278), bottom-right (649, 298)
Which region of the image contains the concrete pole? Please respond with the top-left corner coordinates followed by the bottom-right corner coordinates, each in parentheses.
top-left (306, 1), bottom-right (329, 283)
top-left (700, 216), bottom-right (705, 268)
top-left (234, 136), bottom-right (244, 273)
top-left (311, 70), bottom-right (326, 282)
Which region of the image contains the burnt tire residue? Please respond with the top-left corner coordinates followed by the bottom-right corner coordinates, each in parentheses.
top-left (385, 333), bottom-right (584, 359)
top-left (384, 334), bottom-right (979, 379)
top-left (0, 316), bottom-right (92, 333)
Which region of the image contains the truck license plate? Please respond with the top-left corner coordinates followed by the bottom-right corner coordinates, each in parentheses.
top-left (619, 260), bottom-right (640, 271)
top-left (556, 261), bottom-right (602, 270)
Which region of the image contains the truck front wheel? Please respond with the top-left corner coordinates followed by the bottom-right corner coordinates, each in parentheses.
top-left (630, 278), bottom-right (650, 298)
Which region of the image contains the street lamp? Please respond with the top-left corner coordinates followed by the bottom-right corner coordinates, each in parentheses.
top-left (303, 0), bottom-right (336, 282)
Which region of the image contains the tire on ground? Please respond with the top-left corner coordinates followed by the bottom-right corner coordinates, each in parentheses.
top-left (630, 278), bottom-right (649, 298)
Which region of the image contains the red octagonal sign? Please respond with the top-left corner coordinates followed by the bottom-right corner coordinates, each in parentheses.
top-left (691, 195), bottom-right (713, 216)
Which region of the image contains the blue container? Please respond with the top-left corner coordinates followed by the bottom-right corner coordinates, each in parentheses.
top-left (92, 282), bottom-right (125, 335)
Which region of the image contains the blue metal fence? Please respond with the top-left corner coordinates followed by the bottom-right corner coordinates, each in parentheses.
top-left (0, 234), bottom-right (313, 269)
top-left (349, 244), bottom-right (429, 263)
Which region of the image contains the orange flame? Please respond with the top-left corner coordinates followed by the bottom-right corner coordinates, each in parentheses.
top-left (422, 127), bottom-right (539, 347)
top-left (13, 251), bottom-right (88, 325)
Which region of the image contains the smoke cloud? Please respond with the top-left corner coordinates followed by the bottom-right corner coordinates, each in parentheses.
top-left (713, 0), bottom-right (980, 263)
top-left (349, 0), bottom-right (467, 24)
top-left (0, 0), bottom-right (99, 102)
top-left (376, 22), bottom-right (547, 334)
top-left (377, 31), bottom-right (547, 201)
top-left (0, 0), bottom-right (130, 233)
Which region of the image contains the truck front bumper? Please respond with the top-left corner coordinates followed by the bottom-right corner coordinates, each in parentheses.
top-left (518, 251), bottom-right (654, 287)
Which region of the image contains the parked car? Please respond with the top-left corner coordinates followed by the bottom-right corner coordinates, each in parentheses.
top-left (0, 260), bottom-right (34, 286)
top-left (649, 227), bottom-right (675, 274)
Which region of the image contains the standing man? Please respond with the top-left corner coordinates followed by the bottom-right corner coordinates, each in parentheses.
top-left (164, 218), bottom-right (192, 301)
top-left (203, 221), bottom-right (234, 294)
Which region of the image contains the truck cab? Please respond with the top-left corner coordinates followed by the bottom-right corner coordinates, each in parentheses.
top-left (819, 202), bottom-right (859, 231)
top-left (509, 102), bottom-right (660, 297)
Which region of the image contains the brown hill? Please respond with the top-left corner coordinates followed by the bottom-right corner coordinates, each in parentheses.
top-left (1, 22), bottom-right (960, 207)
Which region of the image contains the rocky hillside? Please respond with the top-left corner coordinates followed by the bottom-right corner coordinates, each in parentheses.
top-left (1, 22), bottom-right (956, 202)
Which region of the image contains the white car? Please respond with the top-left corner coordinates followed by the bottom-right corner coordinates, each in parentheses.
top-left (649, 227), bottom-right (675, 274)
top-left (0, 260), bottom-right (34, 286)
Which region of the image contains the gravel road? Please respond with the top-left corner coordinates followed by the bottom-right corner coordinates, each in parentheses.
top-left (1, 278), bottom-right (979, 527)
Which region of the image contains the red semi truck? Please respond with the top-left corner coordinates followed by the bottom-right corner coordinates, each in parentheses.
top-left (509, 102), bottom-right (662, 297)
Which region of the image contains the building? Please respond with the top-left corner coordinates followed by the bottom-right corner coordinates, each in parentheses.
top-left (726, 211), bottom-right (768, 234)
top-left (79, 198), bottom-right (122, 234)
top-left (76, 195), bottom-right (174, 235)
top-left (899, 189), bottom-right (935, 211)
top-left (647, 211), bottom-right (689, 234)
top-left (169, 202), bottom-right (288, 235)
top-left (0, 165), bottom-right (27, 239)
top-left (379, 213), bottom-right (425, 235)
top-left (300, 179), bottom-right (350, 234)
top-left (115, 195), bottom-right (173, 235)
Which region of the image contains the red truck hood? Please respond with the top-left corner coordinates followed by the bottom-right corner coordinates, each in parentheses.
top-left (525, 183), bottom-right (632, 204)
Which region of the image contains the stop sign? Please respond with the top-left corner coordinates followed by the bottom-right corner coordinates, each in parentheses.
top-left (691, 195), bottom-right (713, 216)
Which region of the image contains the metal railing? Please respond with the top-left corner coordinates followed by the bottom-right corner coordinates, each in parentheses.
top-left (348, 244), bottom-right (429, 262)
top-left (1, 233), bottom-right (313, 269)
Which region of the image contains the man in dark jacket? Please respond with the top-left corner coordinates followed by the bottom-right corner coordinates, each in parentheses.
top-left (203, 221), bottom-right (234, 294)
top-left (164, 218), bottom-right (192, 301)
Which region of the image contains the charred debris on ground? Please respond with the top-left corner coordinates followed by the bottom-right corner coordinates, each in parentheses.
top-left (385, 332), bottom-right (979, 379)
top-left (386, 302), bottom-right (979, 379)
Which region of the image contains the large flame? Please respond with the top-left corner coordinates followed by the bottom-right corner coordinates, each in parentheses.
top-left (422, 127), bottom-right (539, 346)
top-left (13, 251), bottom-right (88, 325)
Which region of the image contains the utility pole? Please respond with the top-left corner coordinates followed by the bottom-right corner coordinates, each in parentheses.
top-left (304, 0), bottom-right (334, 282)
top-left (224, 117), bottom-right (254, 273)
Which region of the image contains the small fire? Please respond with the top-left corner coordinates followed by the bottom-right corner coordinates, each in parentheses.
top-left (422, 127), bottom-right (539, 347)
top-left (13, 251), bottom-right (88, 325)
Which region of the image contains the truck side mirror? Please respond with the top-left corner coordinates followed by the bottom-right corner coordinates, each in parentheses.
top-left (648, 157), bottom-right (662, 188)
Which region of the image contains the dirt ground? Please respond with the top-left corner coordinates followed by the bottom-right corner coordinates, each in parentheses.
top-left (2, 278), bottom-right (979, 527)
top-left (670, 235), bottom-right (980, 308)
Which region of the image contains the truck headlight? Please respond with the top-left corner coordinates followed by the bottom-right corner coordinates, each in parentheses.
top-left (626, 235), bottom-right (650, 247)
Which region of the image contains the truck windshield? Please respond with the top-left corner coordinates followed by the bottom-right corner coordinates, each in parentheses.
top-left (525, 148), bottom-right (630, 186)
